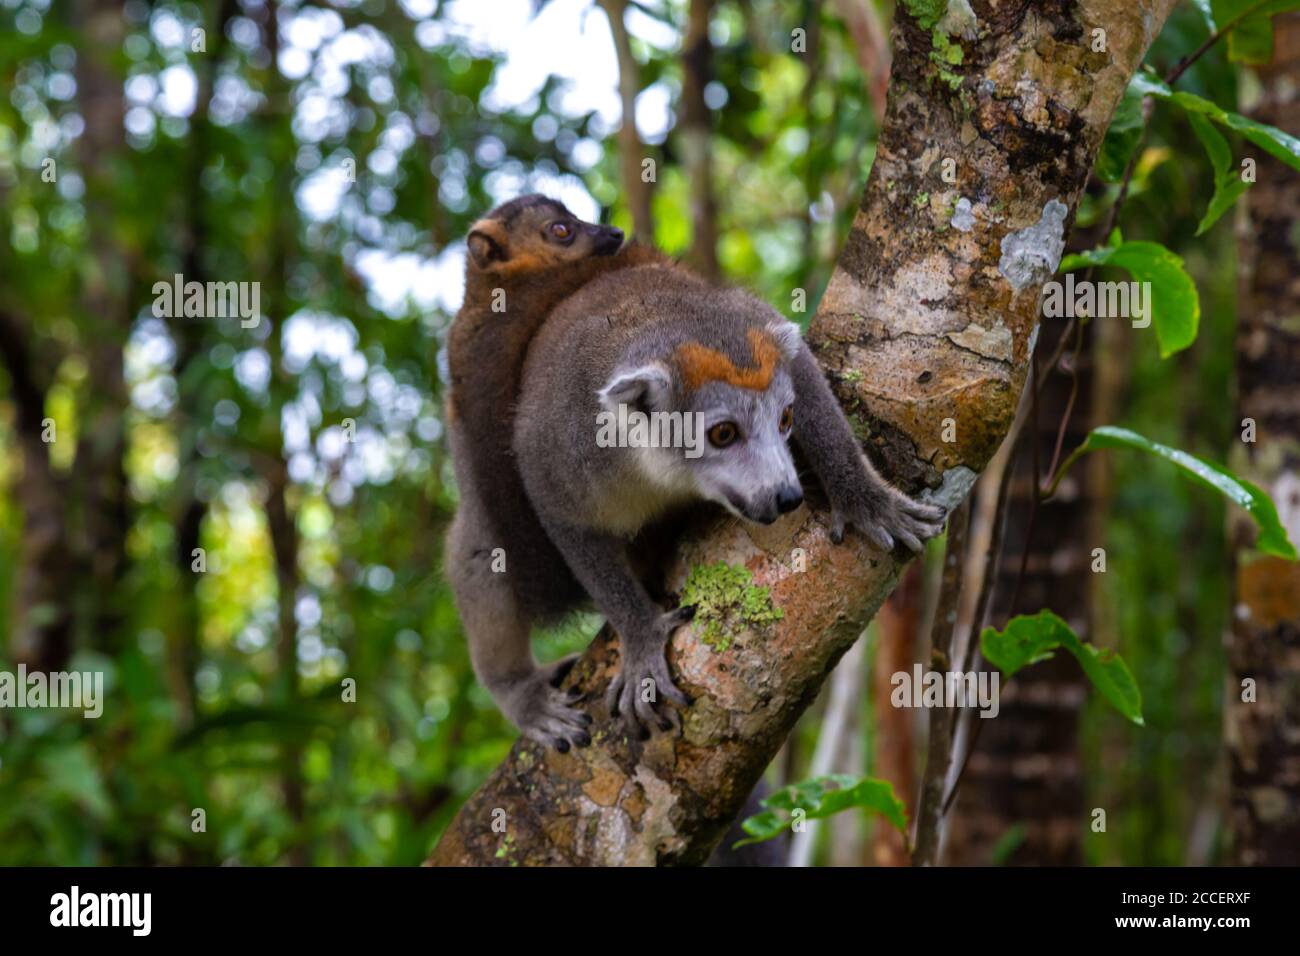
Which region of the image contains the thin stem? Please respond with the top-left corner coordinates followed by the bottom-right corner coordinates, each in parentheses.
top-left (1007, 354), bottom-right (1042, 616)
top-left (911, 499), bottom-right (971, 866)
top-left (1042, 316), bottom-right (1086, 492)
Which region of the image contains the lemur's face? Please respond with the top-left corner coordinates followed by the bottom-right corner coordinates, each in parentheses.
top-left (597, 322), bottom-right (806, 525)
top-left (680, 372), bottom-right (802, 524)
top-left (467, 197), bottom-right (623, 273)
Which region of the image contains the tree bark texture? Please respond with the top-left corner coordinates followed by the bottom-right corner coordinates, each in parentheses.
top-left (428, 0), bottom-right (1178, 866)
top-left (1227, 10), bottom-right (1300, 867)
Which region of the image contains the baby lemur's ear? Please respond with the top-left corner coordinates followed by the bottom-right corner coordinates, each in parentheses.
top-left (598, 362), bottom-right (672, 412)
top-left (467, 219), bottom-right (509, 269)
top-left (766, 319), bottom-right (803, 361)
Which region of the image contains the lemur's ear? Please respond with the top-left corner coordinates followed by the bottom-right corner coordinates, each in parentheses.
top-left (766, 319), bottom-right (803, 361)
top-left (467, 219), bottom-right (508, 269)
top-left (598, 362), bottom-right (672, 411)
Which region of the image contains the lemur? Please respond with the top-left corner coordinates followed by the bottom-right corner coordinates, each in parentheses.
top-left (446, 208), bottom-right (946, 751)
top-left (446, 195), bottom-right (669, 643)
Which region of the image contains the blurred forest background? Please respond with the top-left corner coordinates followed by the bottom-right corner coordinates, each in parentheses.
top-left (0, 0), bottom-right (1296, 866)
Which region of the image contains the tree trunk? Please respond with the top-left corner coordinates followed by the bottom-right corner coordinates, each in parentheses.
top-left (428, 0), bottom-right (1178, 867)
top-left (869, 563), bottom-right (922, 866)
top-left (681, 0), bottom-right (719, 278)
top-left (599, 0), bottom-right (655, 239)
top-left (1227, 10), bottom-right (1300, 867)
top-left (73, 0), bottom-right (131, 655)
top-left (261, 0), bottom-right (307, 865)
top-left (0, 311), bottom-right (74, 672)
top-left (830, 0), bottom-right (889, 125)
top-left (167, 0), bottom-right (239, 727)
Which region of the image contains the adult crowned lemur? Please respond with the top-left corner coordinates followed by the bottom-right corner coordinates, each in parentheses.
top-left (445, 195), bottom-right (945, 751)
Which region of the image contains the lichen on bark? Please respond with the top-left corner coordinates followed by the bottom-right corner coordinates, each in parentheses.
top-left (679, 562), bottom-right (784, 652)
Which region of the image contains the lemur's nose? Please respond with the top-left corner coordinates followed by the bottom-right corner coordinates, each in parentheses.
top-left (592, 225), bottom-right (624, 255)
top-left (776, 485), bottom-right (804, 515)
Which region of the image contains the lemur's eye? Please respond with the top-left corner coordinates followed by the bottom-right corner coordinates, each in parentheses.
top-left (548, 222), bottom-right (573, 241)
top-left (779, 405), bottom-right (794, 433)
top-left (708, 422), bottom-right (739, 448)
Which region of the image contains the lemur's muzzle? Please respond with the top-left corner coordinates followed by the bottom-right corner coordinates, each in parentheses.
top-left (735, 484), bottom-right (804, 525)
top-left (589, 224), bottom-right (624, 256)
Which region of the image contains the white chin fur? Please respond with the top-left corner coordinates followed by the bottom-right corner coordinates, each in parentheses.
top-left (635, 446), bottom-right (695, 495)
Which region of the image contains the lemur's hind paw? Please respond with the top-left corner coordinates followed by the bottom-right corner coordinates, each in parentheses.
top-left (831, 485), bottom-right (947, 553)
top-left (605, 607), bottom-right (694, 739)
top-left (508, 658), bottom-right (593, 752)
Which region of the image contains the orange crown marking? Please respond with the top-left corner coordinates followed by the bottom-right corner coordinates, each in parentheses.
top-left (674, 328), bottom-right (779, 392)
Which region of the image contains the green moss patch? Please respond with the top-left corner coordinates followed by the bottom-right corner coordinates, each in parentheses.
top-left (680, 562), bottom-right (784, 652)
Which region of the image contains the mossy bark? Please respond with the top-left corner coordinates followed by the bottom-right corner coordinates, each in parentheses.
top-left (427, 0), bottom-right (1178, 867)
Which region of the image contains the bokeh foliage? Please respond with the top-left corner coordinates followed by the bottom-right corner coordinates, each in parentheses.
top-left (0, 0), bottom-right (1279, 865)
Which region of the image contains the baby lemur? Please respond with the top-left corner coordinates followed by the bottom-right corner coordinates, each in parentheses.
top-left (446, 197), bottom-right (946, 751)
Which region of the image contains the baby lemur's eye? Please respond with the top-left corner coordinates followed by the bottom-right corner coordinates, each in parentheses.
top-left (780, 405), bottom-right (794, 433)
top-left (548, 221), bottom-right (573, 242)
top-left (708, 422), bottom-right (739, 448)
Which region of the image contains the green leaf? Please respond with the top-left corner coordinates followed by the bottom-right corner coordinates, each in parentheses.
top-left (734, 810), bottom-right (786, 845)
top-left (1220, 110), bottom-right (1300, 172)
top-left (981, 611), bottom-right (1068, 676)
top-left (1058, 426), bottom-right (1299, 559)
top-left (1213, 1), bottom-right (1300, 64)
top-left (1187, 112), bottom-right (1252, 234)
top-left (1189, 111), bottom-right (1233, 177)
top-left (734, 774), bottom-right (907, 848)
top-left (900, 0), bottom-right (948, 31)
top-left (1058, 241), bottom-right (1200, 356)
top-left (1097, 82), bottom-right (1145, 183)
top-left (1131, 71), bottom-right (1300, 172)
top-left (981, 611), bottom-right (1144, 725)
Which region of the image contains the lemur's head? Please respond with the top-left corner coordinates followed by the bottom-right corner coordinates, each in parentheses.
top-left (467, 194), bottom-right (624, 275)
top-left (598, 320), bottom-right (805, 525)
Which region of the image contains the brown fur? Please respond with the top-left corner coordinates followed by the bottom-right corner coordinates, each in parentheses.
top-left (446, 200), bottom-right (669, 619)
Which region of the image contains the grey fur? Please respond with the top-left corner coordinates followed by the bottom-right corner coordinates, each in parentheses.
top-left (450, 262), bottom-right (947, 748)
top-left (483, 265), bottom-right (941, 743)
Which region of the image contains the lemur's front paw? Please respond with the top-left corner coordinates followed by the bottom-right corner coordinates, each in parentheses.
top-left (504, 655), bottom-right (593, 753)
top-left (605, 606), bottom-right (694, 739)
top-left (831, 484), bottom-right (947, 553)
